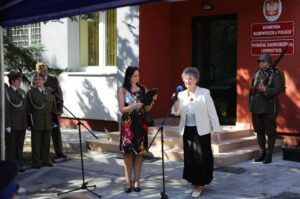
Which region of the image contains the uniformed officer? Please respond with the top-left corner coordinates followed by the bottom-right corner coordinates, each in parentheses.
top-left (5, 71), bottom-right (27, 172)
top-left (249, 54), bottom-right (283, 164)
top-left (35, 62), bottom-right (66, 159)
top-left (27, 73), bottom-right (58, 168)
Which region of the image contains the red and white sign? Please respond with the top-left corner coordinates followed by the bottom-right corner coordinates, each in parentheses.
top-left (263, 0), bottom-right (282, 22)
top-left (251, 39), bottom-right (294, 55)
top-left (251, 21), bottom-right (294, 39)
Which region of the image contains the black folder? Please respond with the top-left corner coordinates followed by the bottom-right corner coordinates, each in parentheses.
top-left (143, 88), bottom-right (159, 106)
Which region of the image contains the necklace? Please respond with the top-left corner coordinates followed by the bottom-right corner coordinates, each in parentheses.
top-left (188, 92), bottom-right (195, 102)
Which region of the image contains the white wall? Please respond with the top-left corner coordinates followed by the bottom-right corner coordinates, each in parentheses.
top-left (117, 6), bottom-right (140, 87)
top-left (116, 6), bottom-right (140, 124)
top-left (59, 73), bottom-right (118, 121)
top-left (67, 19), bottom-right (80, 71)
top-left (40, 6), bottom-right (140, 122)
top-left (41, 19), bottom-right (69, 69)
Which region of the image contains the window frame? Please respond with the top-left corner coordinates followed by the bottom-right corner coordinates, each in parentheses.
top-left (79, 10), bottom-right (117, 68)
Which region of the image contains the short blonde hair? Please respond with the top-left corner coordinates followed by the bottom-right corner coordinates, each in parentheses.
top-left (181, 67), bottom-right (200, 81)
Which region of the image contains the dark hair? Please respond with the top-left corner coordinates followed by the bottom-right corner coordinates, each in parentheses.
top-left (8, 71), bottom-right (21, 85)
top-left (123, 66), bottom-right (145, 93)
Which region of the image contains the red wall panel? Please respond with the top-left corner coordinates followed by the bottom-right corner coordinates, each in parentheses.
top-left (140, 0), bottom-right (300, 133)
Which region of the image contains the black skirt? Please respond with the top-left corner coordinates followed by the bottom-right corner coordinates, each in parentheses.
top-left (183, 126), bottom-right (214, 186)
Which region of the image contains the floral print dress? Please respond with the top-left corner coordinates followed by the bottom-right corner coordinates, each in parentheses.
top-left (120, 88), bottom-right (148, 154)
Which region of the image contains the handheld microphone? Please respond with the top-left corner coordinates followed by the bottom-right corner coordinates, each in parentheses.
top-left (172, 85), bottom-right (183, 101)
top-left (51, 90), bottom-right (64, 103)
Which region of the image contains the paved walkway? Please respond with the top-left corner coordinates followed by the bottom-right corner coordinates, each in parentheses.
top-left (16, 150), bottom-right (300, 199)
top-left (16, 128), bottom-right (300, 199)
top-left (24, 128), bottom-right (108, 153)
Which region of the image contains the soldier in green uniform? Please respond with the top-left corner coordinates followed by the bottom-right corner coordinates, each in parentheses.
top-left (249, 54), bottom-right (283, 164)
top-left (27, 73), bottom-right (58, 168)
top-left (36, 62), bottom-right (66, 159)
top-left (5, 71), bottom-right (27, 172)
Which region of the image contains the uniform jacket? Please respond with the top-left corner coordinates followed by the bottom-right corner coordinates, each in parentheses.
top-left (44, 75), bottom-right (63, 112)
top-left (249, 70), bottom-right (283, 114)
top-left (5, 86), bottom-right (28, 130)
top-left (27, 87), bottom-right (58, 131)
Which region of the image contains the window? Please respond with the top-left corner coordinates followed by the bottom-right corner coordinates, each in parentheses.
top-left (8, 23), bottom-right (41, 47)
top-left (80, 9), bottom-right (117, 67)
top-left (105, 10), bottom-right (117, 66)
top-left (80, 13), bottom-right (99, 66)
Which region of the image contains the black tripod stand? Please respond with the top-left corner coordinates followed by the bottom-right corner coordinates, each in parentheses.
top-left (54, 94), bottom-right (101, 198)
top-left (148, 97), bottom-right (178, 199)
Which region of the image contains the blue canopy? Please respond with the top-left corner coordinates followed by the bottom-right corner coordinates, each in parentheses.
top-left (0, 0), bottom-right (162, 27)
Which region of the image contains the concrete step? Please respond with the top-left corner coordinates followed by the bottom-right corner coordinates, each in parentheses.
top-left (108, 132), bottom-right (184, 149)
top-left (212, 136), bottom-right (258, 153)
top-left (107, 132), bottom-right (257, 153)
top-left (23, 128), bottom-right (107, 153)
top-left (24, 137), bottom-right (91, 153)
top-left (148, 125), bottom-right (254, 141)
top-left (88, 139), bottom-right (120, 153)
top-left (214, 141), bottom-right (283, 166)
top-left (148, 126), bottom-right (182, 138)
top-left (86, 139), bottom-right (283, 166)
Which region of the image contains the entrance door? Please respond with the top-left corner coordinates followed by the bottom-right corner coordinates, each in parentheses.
top-left (192, 14), bottom-right (237, 125)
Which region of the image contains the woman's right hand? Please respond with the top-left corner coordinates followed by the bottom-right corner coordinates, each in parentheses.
top-left (172, 93), bottom-right (179, 101)
top-left (134, 103), bottom-right (144, 109)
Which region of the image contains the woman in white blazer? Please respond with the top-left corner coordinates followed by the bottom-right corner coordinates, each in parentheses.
top-left (172, 67), bottom-right (221, 198)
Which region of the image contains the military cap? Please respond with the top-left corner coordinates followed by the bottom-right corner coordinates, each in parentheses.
top-left (258, 54), bottom-right (272, 63)
top-left (36, 62), bottom-right (47, 71)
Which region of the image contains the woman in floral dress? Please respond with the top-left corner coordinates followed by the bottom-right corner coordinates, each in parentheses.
top-left (118, 66), bottom-right (157, 193)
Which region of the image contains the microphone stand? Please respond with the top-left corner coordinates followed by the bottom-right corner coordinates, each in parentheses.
top-left (148, 97), bottom-right (177, 199)
top-left (54, 97), bottom-right (101, 198)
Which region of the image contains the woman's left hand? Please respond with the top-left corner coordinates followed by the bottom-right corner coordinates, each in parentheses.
top-left (214, 132), bottom-right (222, 144)
top-left (152, 94), bottom-right (158, 102)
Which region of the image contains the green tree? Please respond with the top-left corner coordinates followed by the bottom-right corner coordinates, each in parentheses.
top-left (3, 35), bottom-right (69, 85)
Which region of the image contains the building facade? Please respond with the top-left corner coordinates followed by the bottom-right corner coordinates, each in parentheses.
top-left (7, 1), bottom-right (299, 144)
top-left (139, 0), bottom-right (300, 145)
top-left (7, 6), bottom-right (140, 131)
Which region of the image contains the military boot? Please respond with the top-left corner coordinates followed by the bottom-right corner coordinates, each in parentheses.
top-left (254, 132), bottom-right (266, 162)
top-left (264, 133), bottom-right (276, 164)
top-left (254, 152), bottom-right (266, 162)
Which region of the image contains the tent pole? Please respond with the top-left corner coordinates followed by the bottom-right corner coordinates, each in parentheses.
top-left (0, 26), bottom-right (5, 160)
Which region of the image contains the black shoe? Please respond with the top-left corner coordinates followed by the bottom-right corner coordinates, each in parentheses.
top-left (134, 187), bottom-right (141, 192)
top-left (125, 187), bottom-right (132, 193)
top-left (263, 155), bottom-right (272, 164)
top-left (254, 153), bottom-right (266, 162)
top-left (125, 181), bottom-right (132, 193)
top-left (43, 163), bottom-right (54, 167)
top-left (19, 167), bottom-right (25, 172)
top-left (31, 165), bottom-right (41, 169)
top-left (56, 154), bottom-right (67, 159)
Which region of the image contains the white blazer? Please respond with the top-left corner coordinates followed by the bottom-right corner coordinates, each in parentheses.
top-left (172, 86), bottom-right (221, 136)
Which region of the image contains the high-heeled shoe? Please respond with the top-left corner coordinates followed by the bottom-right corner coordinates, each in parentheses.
top-left (125, 181), bottom-right (132, 193)
top-left (125, 185), bottom-right (132, 193)
top-left (134, 181), bottom-right (141, 192)
top-left (134, 186), bottom-right (141, 192)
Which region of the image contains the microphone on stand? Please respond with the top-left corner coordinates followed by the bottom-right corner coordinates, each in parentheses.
top-left (171, 85), bottom-right (183, 101)
top-left (51, 90), bottom-right (64, 103)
